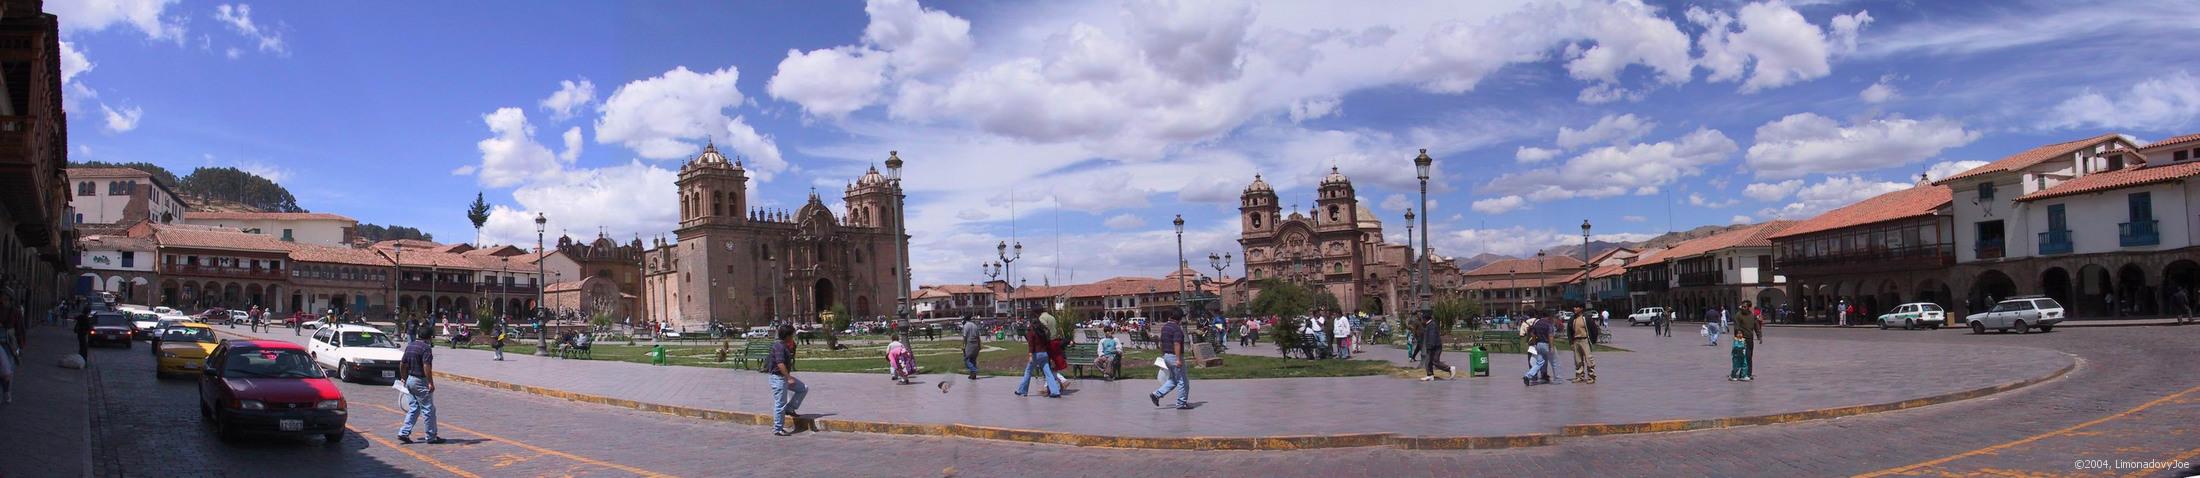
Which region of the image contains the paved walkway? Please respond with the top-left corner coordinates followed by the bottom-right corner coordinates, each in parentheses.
top-left (218, 324), bottom-right (2074, 443)
top-left (0, 323), bottom-right (91, 477)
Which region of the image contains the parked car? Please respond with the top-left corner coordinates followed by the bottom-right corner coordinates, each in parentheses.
top-left (743, 327), bottom-right (771, 339)
top-left (228, 310), bottom-right (250, 324)
top-left (153, 306), bottom-right (180, 315)
top-left (197, 340), bottom-right (347, 443)
top-left (156, 324), bottom-right (220, 377)
top-left (1964, 297), bottom-right (2066, 334)
top-left (1877, 303), bottom-right (1949, 330)
top-left (130, 312), bottom-right (162, 341)
top-left (89, 311), bottom-right (136, 348)
top-left (307, 325), bottom-right (405, 383)
top-left (1627, 307), bottom-right (1667, 326)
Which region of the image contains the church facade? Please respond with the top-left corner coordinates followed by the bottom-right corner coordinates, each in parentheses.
top-left (640, 144), bottom-right (907, 330)
top-left (1234, 168), bottom-right (1429, 316)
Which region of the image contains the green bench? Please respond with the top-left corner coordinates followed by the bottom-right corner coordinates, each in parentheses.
top-left (1476, 330), bottom-right (1523, 353)
top-left (735, 341), bottom-right (774, 370)
top-left (1064, 343), bottom-right (1103, 379)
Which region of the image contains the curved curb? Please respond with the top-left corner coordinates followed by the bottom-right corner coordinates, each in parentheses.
top-left (1560, 355), bottom-right (2079, 437)
top-left (434, 353), bottom-right (2074, 451)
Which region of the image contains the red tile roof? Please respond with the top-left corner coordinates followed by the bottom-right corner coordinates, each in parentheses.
top-left (66, 167), bottom-right (156, 179)
top-left (383, 249), bottom-right (483, 270)
top-left (1937, 133), bottom-right (2127, 183)
top-left (2142, 132), bottom-right (2200, 152)
top-left (1587, 264), bottom-right (1626, 279)
top-left (150, 224), bottom-right (296, 253)
top-left (283, 243), bottom-right (394, 267)
top-left (2015, 161), bottom-right (2200, 203)
top-left (185, 211), bottom-right (358, 223)
top-left (1463, 255), bottom-right (1586, 277)
top-left (78, 234), bottom-right (156, 251)
top-left (1652, 221), bottom-right (1796, 260)
top-left (1768, 184), bottom-right (1951, 239)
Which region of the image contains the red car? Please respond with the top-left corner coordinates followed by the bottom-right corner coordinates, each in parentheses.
top-left (197, 340), bottom-right (348, 443)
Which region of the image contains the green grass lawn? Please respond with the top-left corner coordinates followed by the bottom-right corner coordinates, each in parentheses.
top-left (473, 339), bottom-right (1398, 380)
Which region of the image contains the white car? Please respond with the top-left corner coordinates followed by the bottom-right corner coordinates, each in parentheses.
top-left (744, 327), bottom-right (771, 339)
top-left (152, 306), bottom-right (178, 315)
top-left (128, 312), bottom-right (162, 340)
top-left (1964, 297), bottom-right (2066, 334)
top-left (308, 325), bottom-right (406, 383)
top-left (1876, 303), bottom-right (1949, 330)
top-left (1627, 307), bottom-right (1667, 326)
top-left (228, 310), bottom-right (250, 323)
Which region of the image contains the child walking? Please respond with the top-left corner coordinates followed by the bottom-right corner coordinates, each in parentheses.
top-left (1728, 336), bottom-right (1751, 382)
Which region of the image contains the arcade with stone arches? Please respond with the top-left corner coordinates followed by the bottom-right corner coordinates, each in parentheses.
top-left (1951, 253), bottom-right (2200, 320)
top-left (1786, 271), bottom-right (1953, 324)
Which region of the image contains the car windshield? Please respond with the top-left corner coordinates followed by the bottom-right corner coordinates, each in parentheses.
top-left (94, 313), bottom-right (132, 327)
top-left (162, 328), bottom-right (217, 343)
top-left (339, 332), bottom-right (398, 348)
top-left (221, 348), bottom-right (324, 378)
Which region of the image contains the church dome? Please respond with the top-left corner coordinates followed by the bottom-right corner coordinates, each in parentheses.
top-left (1320, 166), bottom-right (1350, 186)
top-left (1244, 174), bottom-right (1273, 193)
top-left (686, 141), bottom-right (741, 170)
top-left (857, 164), bottom-right (888, 186)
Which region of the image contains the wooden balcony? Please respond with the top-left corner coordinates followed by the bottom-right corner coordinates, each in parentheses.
top-left (1776, 244), bottom-right (1954, 276)
top-left (165, 264), bottom-right (286, 280)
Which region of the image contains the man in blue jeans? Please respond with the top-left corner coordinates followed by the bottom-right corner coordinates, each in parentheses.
top-left (1148, 316), bottom-right (1191, 410)
top-left (395, 325), bottom-right (444, 444)
top-left (764, 325), bottom-right (806, 436)
top-left (1015, 317), bottom-right (1060, 398)
top-left (1523, 315), bottom-right (1555, 386)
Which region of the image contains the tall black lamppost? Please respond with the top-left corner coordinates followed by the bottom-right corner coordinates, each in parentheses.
top-left (1413, 149), bottom-right (1433, 316)
top-left (1580, 219), bottom-right (1592, 309)
top-left (886, 151), bottom-right (910, 326)
top-left (1404, 208), bottom-right (1416, 316)
top-left (1535, 251), bottom-right (1546, 313)
top-left (1208, 252), bottom-right (1231, 314)
top-left (1146, 285), bottom-right (1157, 320)
top-left (1173, 215), bottom-right (1188, 320)
top-left (389, 243), bottom-right (403, 323)
top-left (997, 241), bottom-right (1021, 315)
top-left (534, 212), bottom-right (549, 356)
top-left (980, 261), bottom-right (1002, 316)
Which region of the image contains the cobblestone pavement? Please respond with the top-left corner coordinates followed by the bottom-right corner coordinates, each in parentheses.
top-left (0, 324), bottom-right (91, 477)
top-left (214, 324), bottom-right (2074, 440)
top-left (79, 324), bottom-right (2199, 477)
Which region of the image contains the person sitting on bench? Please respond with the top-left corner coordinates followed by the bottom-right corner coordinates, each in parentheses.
top-left (1094, 333), bottom-right (1122, 381)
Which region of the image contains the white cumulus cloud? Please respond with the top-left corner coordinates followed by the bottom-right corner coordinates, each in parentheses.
top-left (1756, 175), bottom-right (1910, 219)
top-left (1484, 128), bottom-right (1738, 204)
top-left (1860, 75), bottom-right (1898, 103)
top-left (1925, 160), bottom-right (1989, 182)
top-left (539, 79), bottom-right (596, 121)
top-left (595, 66), bottom-right (788, 180)
top-left (1471, 195), bottom-right (1527, 214)
top-left (1688, 3), bottom-right (1871, 93)
top-left (100, 103), bottom-right (142, 132)
top-left (1515, 146), bottom-right (1561, 163)
top-left (1742, 179), bottom-right (1802, 202)
top-left (213, 4), bottom-right (286, 55)
top-left (1745, 113), bottom-right (1979, 179)
top-left (1556, 113), bottom-right (1655, 150)
top-left (50, 0), bottom-right (185, 41)
top-left (2043, 70), bottom-right (2200, 132)
top-left (474, 108), bottom-right (564, 188)
top-left (1103, 213), bottom-right (1146, 230)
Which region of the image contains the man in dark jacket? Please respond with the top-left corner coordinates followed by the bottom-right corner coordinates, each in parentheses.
top-left (1014, 317), bottom-right (1060, 398)
top-left (1420, 311), bottom-right (1453, 381)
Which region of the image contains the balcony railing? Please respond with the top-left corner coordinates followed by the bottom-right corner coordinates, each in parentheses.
top-left (2120, 220), bottom-right (2160, 247)
top-left (165, 264), bottom-right (286, 279)
top-left (2038, 230), bottom-right (2073, 255)
top-left (1678, 271), bottom-right (1724, 287)
top-left (1976, 239), bottom-right (2005, 260)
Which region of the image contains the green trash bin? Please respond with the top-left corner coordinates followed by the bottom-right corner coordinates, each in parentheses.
top-left (1468, 346), bottom-right (1490, 377)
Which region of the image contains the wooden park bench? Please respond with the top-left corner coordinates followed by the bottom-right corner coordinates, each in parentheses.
top-left (735, 341), bottom-right (773, 370)
top-left (1129, 329), bottom-right (1156, 349)
top-left (1477, 330), bottom-right (1523, 354)
top-left (1064, 343), bottom-right (1102, 379)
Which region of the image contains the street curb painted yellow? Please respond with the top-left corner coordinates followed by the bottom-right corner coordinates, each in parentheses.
top-left (1560, 357), bottom-right (2078, 437)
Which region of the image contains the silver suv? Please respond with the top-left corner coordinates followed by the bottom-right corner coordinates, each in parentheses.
top-left (1964, 297), bottom-right (2066, 334)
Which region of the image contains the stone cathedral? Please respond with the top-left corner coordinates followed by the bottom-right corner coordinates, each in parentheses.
top-left (639, 143), bottom-right (907, 330)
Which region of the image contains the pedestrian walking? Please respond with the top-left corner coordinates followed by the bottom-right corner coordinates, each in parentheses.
top-left (1837, 299), bottom-right (1849, 327)
top-left (1703, 313), bottom-right (1723, 346)
top-left (1419, 311), bottom-right (1454, 381)
top-left (763, 325), bottom-right (806, 436)
top-left (1334, 314), bottom-right (1353, 359)
top-left (491, 326), bottom-right (507, 361)
top-left (1523, 314), bottom-right (1554, 386)
top-left (1015, 316), bottom-right (1060, 398)
top-left (1404, 316), bottom-right (1420, 362)
top-left (1735, 301), bottom-right (1762, 381)
top-left (74, 310), bottom-right (92, 361)
top-left (1148, 316), bottom-right (1191, 409)
top-left (960, 316), bottom-right (982, 380)
top-left (1569, 306), bottom-right (1597, 384)
top-left (395, 325), bottom-right (444, 444)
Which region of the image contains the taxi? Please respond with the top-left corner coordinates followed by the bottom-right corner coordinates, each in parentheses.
top-left (156, 323), bottom-right (221, 377)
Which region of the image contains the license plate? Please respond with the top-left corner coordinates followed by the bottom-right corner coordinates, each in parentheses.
top-left (279, 419), bottom-right (303, 431)
top-left (381, 371), bottom-right (395, 379)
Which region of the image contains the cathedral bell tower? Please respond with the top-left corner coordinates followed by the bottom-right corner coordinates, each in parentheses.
top-left (1314, 166), bottom-right (1357, 232)
top-left (1239, 174), bottom-right (1280, 240)
top-left (676, 141), bottom-right (748, 233)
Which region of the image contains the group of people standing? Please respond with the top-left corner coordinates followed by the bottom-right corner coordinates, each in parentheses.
top-left (1517, 306), bottom-right (1601, 386)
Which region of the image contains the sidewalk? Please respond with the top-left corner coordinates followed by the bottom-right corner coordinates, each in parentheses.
top-left (219, 326), bottom-right (2074, 449)
top-left (0, 324), bottom-right (91, 477)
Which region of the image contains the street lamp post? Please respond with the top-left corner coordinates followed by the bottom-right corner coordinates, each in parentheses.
top-left (1580, 219), bottom-right (1592, 310)
top-left (1413, 149), bottom-right (1433, 315)
top-left (997, 241), bottom-right (1021, 316)
top-left (1404, 208), bottom-right (1416, 316)
top-left (534, 212), bottom-right (548, 356)
top-left (389, 243), bottom-right (402, 324)
top-left (1208, 252), bottom-right (1231, 314)
top-left (1174, 215), bottom-right (1188, 321)
top-left (980, 261), bottom-right (1002, 316)
top-left (1535, 251), bottom-right (1546, 313)
top-left (886, 151), bottom-right (910, 327)
top-left (1146, 285), bottom-right (1156, 321)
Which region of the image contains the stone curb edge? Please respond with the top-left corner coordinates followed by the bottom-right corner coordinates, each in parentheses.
top-left (1559, 356), bottom-right (2078, 437)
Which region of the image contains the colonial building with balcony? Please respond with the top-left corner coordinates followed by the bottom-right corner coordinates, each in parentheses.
top-left (372, 242), bottom-right (488, 318)
top-left (0, 1), bottom-right (72, 317)
top-left (1934, 132), bottom-right (2200, 319)
top-left (76, 233), bottom-right (155, 305)
top-left (1769, 180), bottom-right (1956, 323)
top-left (911, 284), bottom-right (995, 319)
top-left (183, 211), bottom-right (358, 247)
top-left (1625, 221), bottom-right (1794, 321)
top-left (145, 224), bottom-right (294, 313)
top-left (1460, 255), bottom-right (1583, 317)
top-left (281, 242), bottom-right (393, 317)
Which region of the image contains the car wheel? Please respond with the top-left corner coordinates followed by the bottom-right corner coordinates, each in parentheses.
top-left (323, 432), bottom-right (344, 444)
top-left (1907, 319), bottom-right (1918, 330)
top-left (213, 410), bottom-right (239, 442)
top-left (1971, 322), bottom-right (1985, 334)
top-left (337, 360), bottom-right (351, 383)
top-left (2037, 325), bottom-right (2052, 333)
top-left (1878, 321), bottom-right (1888, 330)
top-left (2011, 320), bottom-right (2028, 334)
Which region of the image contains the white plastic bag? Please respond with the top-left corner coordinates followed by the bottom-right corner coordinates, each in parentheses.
top-left (391, 377), bottom-right (412, 404)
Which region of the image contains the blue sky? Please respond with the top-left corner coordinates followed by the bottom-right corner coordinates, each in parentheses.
top-left (52, 0), bottom-right (2200, 286)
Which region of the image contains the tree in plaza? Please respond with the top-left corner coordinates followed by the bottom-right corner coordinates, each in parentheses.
top-left (589, 311), bottom-right (614, 332)
top-left (1430, 297), bottom-right (1482, 332)
top-left (824, 303), bottom-right (851, 350)
top-left (1250, 279), bottom-right (1313, 357)
top-left (473, 301), bottom-right (496, 335)
top-left (1049, 305), bottom-right (1081, 340)
top-left (465, 192), bottom-right (492, 247)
